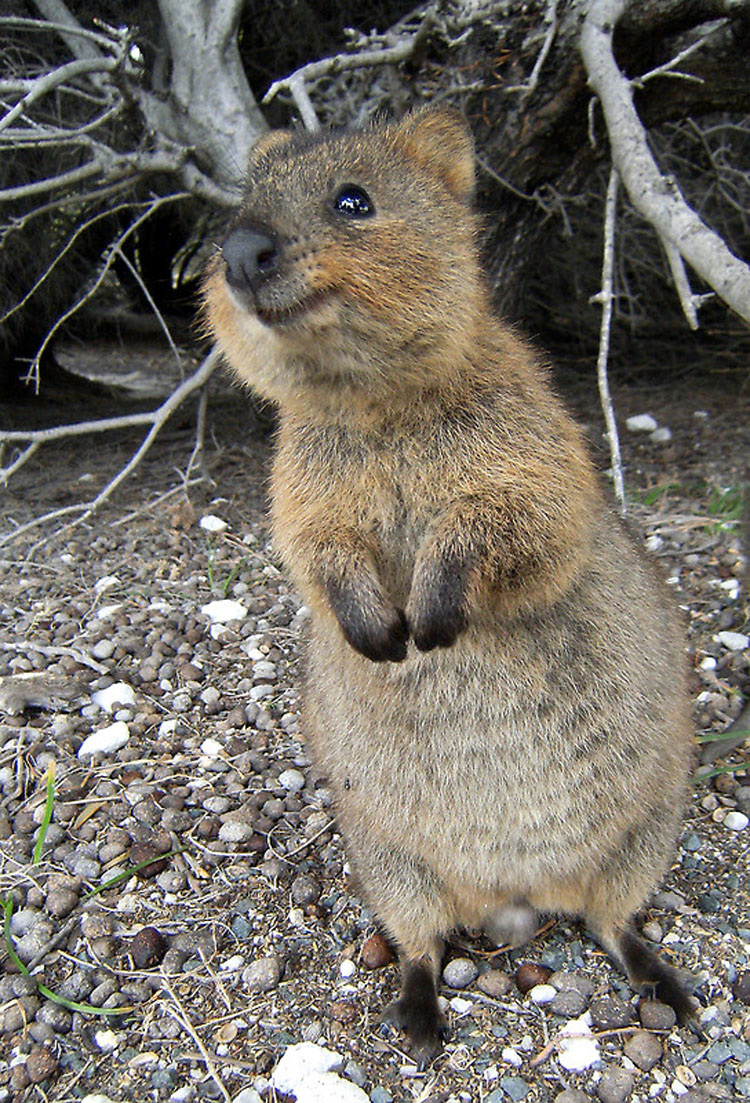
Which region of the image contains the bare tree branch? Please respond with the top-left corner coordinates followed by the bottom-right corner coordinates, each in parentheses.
top-left (580, 0), bottom-right (750, 327)
top-left (0, 350), bottom-right (221, 549)
top-left (591, 167), bottom-right (626, 514)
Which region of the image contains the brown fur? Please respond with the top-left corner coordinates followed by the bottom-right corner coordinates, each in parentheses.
top-left (202, 108), bottom-right (694, 1064)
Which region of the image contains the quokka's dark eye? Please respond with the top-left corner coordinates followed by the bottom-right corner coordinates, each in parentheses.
top-left (334, 184), bottom-right (374, 218)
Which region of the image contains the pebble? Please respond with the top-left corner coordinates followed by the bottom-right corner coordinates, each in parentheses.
top-left (291, 875), bottom-right (321, 905)
top-left (596, 1067), bottom-right (634, 1103)
top-left (130, 926), bottom-right (167, 969)
top-left (443, 957), bottom-right (479, 989)
top-left (624, 1029), bottom-right (662, 1070)
top-left (278, 768), bottom-right (305, 791)
top-left (716, 631), bottom-right (749, 651)
top-left (528, 983), bottom-right (557, 1004)
top-left (477, 970), bottom-right (513, 998)
top-left (550, 988), bottom-right (589, 1017)
top-left (360, 933), bottom-right (393, 969)
top-left (25, 1046), bottom-right (58, 1084)
top-left (627, 414), bottom-right (658, 432)
top-left (200, 600), bottom-right (247, 623)
top-left (92, 683), bottom-right (136, 712)
top-left (499, 1077), bottom-right (529, 1100)
top-left (589, 993), bottom-right (632, 1030)
top-left (554, 1093), bottom-right (591, 1103)
top-left (724, 811), bottom-right (749, 830)
top-left (243, 956), bottom-right (281, 993)
top-left (732, 971), bottom-right (750, 1003)
top-left (218, 821), bottom-right (255, 843)
top-left (78, 721), bottom-right (130, 758)
top-left (557, 1013), bottom-right (600, 1071)
top-left (515, 962), bottom-right (552, 994)
top-left (638, 999), bottom-right (677, 1030)
top-left (642, 920), bottom-right (663, 942)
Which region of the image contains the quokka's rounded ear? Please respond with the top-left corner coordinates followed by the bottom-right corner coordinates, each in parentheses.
top-left (250, 128), bottom-right (294, 160)
top-left (394, 107), bottom-right (475, 202)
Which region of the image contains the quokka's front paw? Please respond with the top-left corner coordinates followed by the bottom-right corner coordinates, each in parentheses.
top-left (324, 576), bottom-right (409, 662)
top-left (407, 552), bottom-right (470, 651)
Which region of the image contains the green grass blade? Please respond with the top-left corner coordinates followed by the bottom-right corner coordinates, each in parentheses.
top-left (82, 846), bottom-right (188, 901)
top-left (32, 762), bottom-right (56, 866)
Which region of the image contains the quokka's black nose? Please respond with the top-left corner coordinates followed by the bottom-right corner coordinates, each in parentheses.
top-left (222, 226), bottom-right (279, 293)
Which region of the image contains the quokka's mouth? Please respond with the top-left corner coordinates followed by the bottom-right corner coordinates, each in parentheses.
top-left (254, 288), bottom-right (333, 327)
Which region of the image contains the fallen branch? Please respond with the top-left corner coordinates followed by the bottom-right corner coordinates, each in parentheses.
top-left (591, 166), bottom-right (626, 513)
top-left (580, 0), bottom-right (750, 327)
top-left (0, 350), bottom-right (221, 549)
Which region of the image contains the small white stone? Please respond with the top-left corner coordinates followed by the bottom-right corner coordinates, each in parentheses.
top-left (650, 427), bottom-right (672, 443)
top-left (92, 682), bottom-right (136, 713)
top-left (556, 1013), bottom-right (600, 1071)
top-left (219, 821), bottom-right (254, 843)
top-left (200, 737), bottom-right (223, 757)
top-left (449, 996), bottom-right (474, 1014)
top-left (528, 983), bottom-right (556, 1004)
top-left (645, 535), bottom-right (663, 552)
top-left (96, 603), bottom-right (123, 620)
top-left (200, 514), bottom-right (228, 533)
top-left (719, 579), bottom-right (740, 599)
top-left (724, 812), bottom-right (749, 831)
top-left (693, 410), bottom-right (709, 420)
top-left (626, 414), bottom-right (658, 432)
top-left (78, 721), bottom-right (129, 759)
top-left (502, 1047), bottom-right (523, 1067)
top-left (339, 959), bottom-right (356, 978)
top-left (94, 1029), bottom-right (119, 1052)
top-left (271, 1043), bottom-right (343, 1095)
top-left (221, 954), bottom-right (245, 972)
top-left (94, 575), bottom-right (120, 594)
top-left (201, 599), bottom-right (247, 624)
top-left (699, 657), bottom-right (717, 671)
top-left (159, 719), bottom-right (177, 736)
top-left (278, 769), bottom-right (305, 792)
top-left (716, 630), bottom-right (749, 651)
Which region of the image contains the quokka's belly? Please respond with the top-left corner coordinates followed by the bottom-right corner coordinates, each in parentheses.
top-left (303, 607), bottom-right (687, 896)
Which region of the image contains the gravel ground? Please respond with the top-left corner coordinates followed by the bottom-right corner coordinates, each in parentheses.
top-left (0, 357), bottom-right (748, 1103)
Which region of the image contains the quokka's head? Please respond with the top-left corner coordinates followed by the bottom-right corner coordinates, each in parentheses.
top-left (202, 107), bottom-right (485, 403)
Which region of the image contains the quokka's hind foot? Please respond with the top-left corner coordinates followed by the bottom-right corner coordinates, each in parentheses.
top-left (611, 926), bottom-right (696, 1023)
top-left (382, 960), bottom-right (449, 1068)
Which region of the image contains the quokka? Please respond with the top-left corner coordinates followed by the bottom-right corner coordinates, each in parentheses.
top-left (203, 107), bottom-right (694, 1064)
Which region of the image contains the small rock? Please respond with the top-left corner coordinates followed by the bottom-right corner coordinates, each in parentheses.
top-left (626, 414), bottom-right (658, 432)
top-left (291, 875), bottom-right (321, 906)
top-left (724, 811), bottom-right (749, 831)
top-left (200, 600), bottom-right (247, 624)
top-left (360, 933), bottom-right (393, 969)
top-left (550, 988), bottom-right (588, 1017)
top-left (589, 994), bottom-right (631, 1030)
top-left (477, 970), bottom-right (513, 998)
top-left (130, 840), bottom-right (169, 879)
top-left (443, 957), bottom-right (479, 989)
top-left (638, 999), bottom-right (676, 1030)
top-left (529, 983), bottom-right (557, 1004)
top-left (500, 1076), bottom-right (529, 1101)
top-left (624, 1029), bottom-right (662, 1070)
top-left (131, 927), bottom-right (167, 969)
top-left (515, 962), bottom-right (552, 994)
top-left (596, 1067), bottom-right (634, 1103)
top-left (78, 721), bottom-right (129, 758)
top-left (92, 683), bottom-right (136, 713)
top-left (219, 821), bottom-right (255, 843)
top-left (642, 920), bottom-right (663, 942)
top-left (329, 999), bottom-right (358, 1023)
top-left (557, 1013), bottom-right (600, 1071)
top-left (716, 630), bottom-right (749, 652)
top-left (243, 956), bottom-right (281, 993)
top-left (650, 427), bottom-right (672, 443)
top-left (554, 1092), bottom-right (591, 1103)
top-left (732, 971), bottom-right (750, 1003)
top-left (45, 885), bottom-right (80, 919)
top-left (271, 1042), bottom-right (343, 1094)
top-left (278, 768), bottom-right (305, 791)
